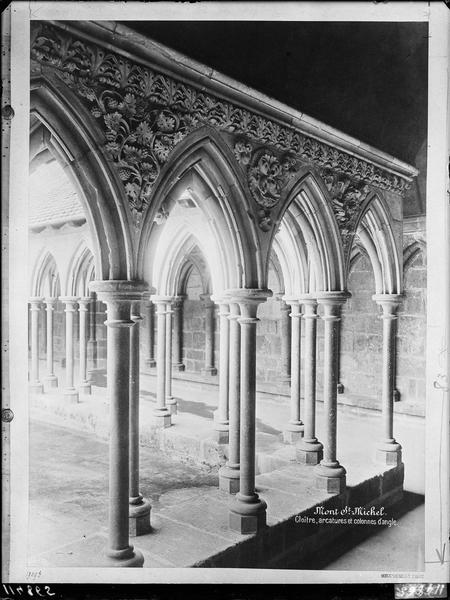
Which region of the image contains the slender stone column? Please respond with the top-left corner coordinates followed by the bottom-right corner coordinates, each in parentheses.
top-left (78, 297), bottom-right (92, 395)
top-left (212, 298), bottom-right (230, 443)
top-left (219, 301), bottom-right (241, 493)
top-left (297, 297), bottom-right (323, 464)
top-left (144, 299), bottom-right (156, 368)
top-left (314, 292), bottom-right (350, 493)
top-left (200, 293), bottom-right (217, 375)
top-left (229, 289), bottom-right (271, 534)
top-left (373, 294), bottom-right (403, 466)
top-left (29, 297), bottom-right (44, 394)
top-left (283, 299), bottom-right (304, 443)
top-left (129, 298), bottom-right (151, 536)
top-left (165, 299), bottom-right (177, 415)
top-left (87, 293), bottom-right (98, 382)
top-left (172, 296), bottom-right (185, 371)
top-left (43, 297), bottom-right (58, 389)
top-left (90, 280), bottom-right (145, 567)
top-left (60, 297), bottom-right (79, 403)
top-left (151, 296), bottom-right (172, 427)
top-left (277, 295), bottom-right (291, 384)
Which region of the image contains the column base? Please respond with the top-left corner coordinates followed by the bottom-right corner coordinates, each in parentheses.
top-left (129, 497), bottom-right (152, 536)
top-left (278, 375), bottom-right (291, 385)
top-left (173, 363), bottom-right (185, 372)
top-left (219, 464), bottom-right (240, 494)
top-left (63, 389), bottom-right (79, 403)
top-left (376, 441), bottom-right (402, 466)
top-left (296, 439), bottom-right (323, 465)
top-left (213, 410), bottom-right (229, 443)
top-left (79, 381), bottom-right (92, 395)
top-left (29, 382), bottom-right (44, 394)
top-left (104, 546), bottom-right (144, 567)
top-left (43, 375), bottom-right (58, 389)
top-left (151, 409), bottom-right (172, 428)
top-left (314, 462), bottom-right (346, 494)
top-left (166, 397), bottom-right (177, 415)
top-left (229, 493), bottom-right (267, 534)
top-left (202, 367), bottom-right (217, 376)
top-left (283, 422), bottom-right (304, 444)
top-left (145, 359), bottom-right (156, 368)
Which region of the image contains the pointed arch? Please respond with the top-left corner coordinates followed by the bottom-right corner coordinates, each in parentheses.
top-left (30, 77), bottom-right (134, 280)
top-left (404, 239), bottom-right (426, 270)
top-left (269, 170), bottom-right (345, 293)
top-left (353, 193), bottom-right (402, 294)
top-left (30, 249), bottom-right (61, 298)
top-left (66, 243), bottom-right (96, 297)
top-left (138, 127), bottom-right (262, 291)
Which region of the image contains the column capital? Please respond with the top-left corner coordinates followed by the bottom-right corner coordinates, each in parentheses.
top-left (78, 296), bottom-right (92, 308)
top-left (150, 294), bottom-right (174, 306)
top-left (172, 295), bottom-right (186, 309)
top-left (90, 280), bottom-right (148, 303)
top-left (372, 293), bottom-right (402, 316)
top-left (29, 296), bottom-right (44, 306)
top-left (44, 296), bottom-right (58, 307)
top-left (226, 288), bottom-right (272, 304)
top-left (199, 293), bottom-right (214, 308)
top-left (60, 296), bottom-right (79, 310)
top-left (316, 291), bottom-right (351, 307)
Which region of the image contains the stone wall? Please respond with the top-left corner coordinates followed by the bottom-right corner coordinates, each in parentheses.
top-left (340, 254), bottom-right (383, 399)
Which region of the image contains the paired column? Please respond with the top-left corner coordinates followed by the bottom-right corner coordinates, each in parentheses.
top-left (172, 296), bottom-right (185, 371)
top-left (219, 301), bottom-right (241, 493)
top-left (314, 292), bottom-right (349, 494)
top-left (165, 299), bottom-right (177, 415)
top-left (373, 294), bottom-right (403, 466)
top-left (151, 295), bottom-right (172, 428)
top-left (29, 297), bottom-right (44, 394)
top-left (90, 280), bottom-right (145, 567)
top-left (277, 295), bottom-right (291, 384)
top-left (229, 289), bottom-right (271, 534)
top-left (200, 294), bottom-right (217, 375)
top-left (78, 297), bottom-right (92, 395)
top-left (129, 297), bottom-right (151, 536)
top-left (283, 299), bottom-right (304, 443)
top-left (43, 297), bottom-right (58, 389)
top-left (144, 299), bottom-right (156, 368)
top-left (297, 297), bottom-right (323, 464)
top-left (60, 297), bottom-right (79, 403)
top-left (87, 293), bottom-right (98, 380)
top-left (213, 298), bottom-right (230, 443)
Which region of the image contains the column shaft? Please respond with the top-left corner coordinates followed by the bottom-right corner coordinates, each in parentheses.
top-left (145, 301), bottom-right (156, 368)
top-left (172, 297), bottom-right (185, 371)
top-left (152, 297), bottom-right (171, 427)
top-left (229, 290), bottom-right (271, 534)
top-left (373, 294), bottom-right (402, 465)
top-left (297, 298), bottom-right (323, 464)
top-left (283, 300), bottom-right (303, 443)
top-left (90, 280), bottom-right (146, 567)
top-left (219, 302), bottom-right (240, 492)
top-left (213, 300), bottom-right (230, 441)
top-left (60, 297), bottom-right (79, 403)
top-left (29, 298), bottom-right (44, 393)
top-left (165, 301), bottom-right (177, 414)
top-left (314, 293), bottom-right (348, 494)
top-left (43, 298), bottom-right (58, 388)
top-left (129, 300), bottom-right (151, 535)
top-left (78, 297), bottom-right (91, 394)
top-left (201, 294), bottom-right (217, 375)
top-left (279, 299), bottom-right (291, 383)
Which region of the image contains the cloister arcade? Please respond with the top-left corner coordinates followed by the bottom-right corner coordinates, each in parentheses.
top-left (27, 20), bottom-right (426, 568)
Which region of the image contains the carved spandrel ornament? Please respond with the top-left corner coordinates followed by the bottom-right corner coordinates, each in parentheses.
top-left (30, 23), bottom-right (411, 231)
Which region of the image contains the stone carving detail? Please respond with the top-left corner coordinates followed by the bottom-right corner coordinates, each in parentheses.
top-left (320, 168), bottom-right (371, 254)
top-left (31, 23), bottom-right (411, 229)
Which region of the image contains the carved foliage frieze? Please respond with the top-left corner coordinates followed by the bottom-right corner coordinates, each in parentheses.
top-left (31, 23), bottom-right (410, 235)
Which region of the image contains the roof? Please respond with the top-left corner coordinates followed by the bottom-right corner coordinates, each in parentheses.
top-left (29, 160), bottom-right (85, 228)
